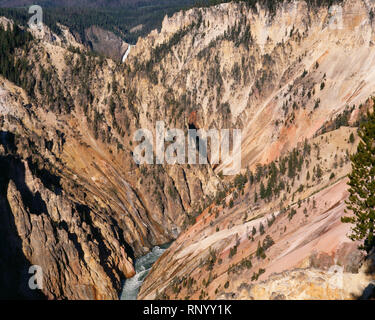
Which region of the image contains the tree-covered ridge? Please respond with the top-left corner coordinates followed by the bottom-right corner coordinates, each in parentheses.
top-left (0, 24), bottom-right (34, 93)
top-left (0, 23), bottom-right (82, 113)
top-left (0, 0), bottom-right (196, 44)
top-left (0, 0), bottom-right (346, 46)
top-left (0, 0), bottom-right (173, 8)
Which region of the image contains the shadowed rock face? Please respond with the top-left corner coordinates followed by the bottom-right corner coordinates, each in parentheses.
top-left (0, 136), bottom-right (136, 299)
top-left (85, 26), bottom-right (129, 62)
top-left (0, 156), bottom-right (45, 299)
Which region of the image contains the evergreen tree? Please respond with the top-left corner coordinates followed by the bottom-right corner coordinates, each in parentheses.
top-left (316, 164), bottom-right (323, 179)
top-left (260, 181), bottom-right (266, 199)
top-left (342, 108), bottom-right (375, 253)
top-left (288, 149), bottom-right (298, 178)
top-left (259, 222), bottom-right (265, 235)
top-left (349, 132), bottom-right (355, 144)
top-left (279, 157), bottom-right (287, 175)
top-left (306, 171), bottom-right (310, 181)
top-left (248, 170), bottom-right (254, 185)
top-left (303, 139), bottom-right (311, 156)
top-left (256, 164), bottom-right (263, 182)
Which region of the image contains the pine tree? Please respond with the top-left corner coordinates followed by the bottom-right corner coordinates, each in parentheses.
top-left (342, 108), bottom-right (375, 253)
top-left (259, 222), bottom-right (265, 235)
top-left (260, 181), bottom-right (266, 199)
top-left (349, 132), bottom-right (355, 144)
top-left (316, 164), bottom-right (323, 179)
top-left (248, 170), bottom-right (254, 185)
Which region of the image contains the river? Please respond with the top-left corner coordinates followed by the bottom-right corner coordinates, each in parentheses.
top-left (120, 243), bottom-right (170, 300)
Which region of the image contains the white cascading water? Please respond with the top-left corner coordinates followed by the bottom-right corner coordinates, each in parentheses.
top-left (120, 244), bottom-right (170, 300)
top-left (121, 44), bottom-right (133, 63)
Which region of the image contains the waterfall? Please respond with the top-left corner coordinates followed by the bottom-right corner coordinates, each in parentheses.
top-left (122, 44), bottom-right (133, 63)
top-left (120, 243), bottom-right (170, 300)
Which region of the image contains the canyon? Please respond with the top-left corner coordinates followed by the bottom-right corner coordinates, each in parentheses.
top-left (0, 0), bottom-right (375, 299)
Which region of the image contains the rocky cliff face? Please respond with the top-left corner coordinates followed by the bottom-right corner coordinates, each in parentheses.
top-left (1, 0), bottom-right (375, 299)
top-left (138, 124), bottom-right (375, 299)
top-left (0, 79), bottom-right (137, 299)
top-left (230, 261), bottom-right (374, 300)
top-left (0, 2), bottom-right (222, 298)
top-left (135, 0), bottom-right (375, 299)
top-left (127, 0), bottom-right (375, 171)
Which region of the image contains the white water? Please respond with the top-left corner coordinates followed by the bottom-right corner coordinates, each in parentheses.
top-left (121, 44), bottom-right (133, 63)
top-left (120, 244), bottom-right (169, 300)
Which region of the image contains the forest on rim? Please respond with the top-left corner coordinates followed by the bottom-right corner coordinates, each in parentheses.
top-left (0, 0), bottom-right (345, 45)
top-left (0, 0), bottom-right (196, 44)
